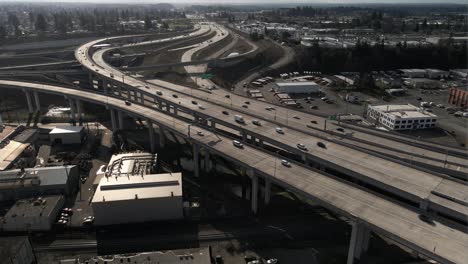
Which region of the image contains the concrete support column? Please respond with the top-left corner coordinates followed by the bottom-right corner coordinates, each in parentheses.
top-left (127, 88), bottom-right (132, 100)
top-left (69, 99), bottom-right (76, 125)
top-left (141, 93), bottom-right (145, 104)
top-left (147, 119), bottom-right (156, 153)
top-left (118, 111), bottom-right (124, 130)
top-left (204, 149), bottom-right (211, 172)
top-left (264, 178), bottom-right (271, 205)
top-left (166, 103), bottom-right (171, 113)
top-left (210, 120), bottom-right (216, 129)
top-left (257, 139), bottom-right (264, 147)
top-left (102, 79), bottom-right (108, 94)
top-left (88, 73), bottom-right (94, 89)
top-left (347, 222), bottom-right (370, 264)
top-left (241, 131), bottom-right (247, 142)
top-left (33, 91), bottom-right (40, 111)
top-left (174, 107), bottom-right (178, 115)
top-left (193, 144), bottom-right (200, 178)
top-left (159, 126), bottom-right (166, 148)
top-left (76, 100), bottom-right (83, 125)
top-left (250, 171), bottom-right (258, 214)
top-left (24, 90), bottom-right (34, 113)
top-left (110, 109), bottom-right (117, 132)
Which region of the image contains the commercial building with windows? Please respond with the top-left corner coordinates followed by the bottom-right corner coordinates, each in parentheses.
top-left (367, 104), bottom-right (437, 131)
top-left (448, 87), bottom-right (468, 108)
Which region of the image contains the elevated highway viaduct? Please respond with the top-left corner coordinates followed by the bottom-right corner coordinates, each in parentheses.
top-left (73, 23), bottom-right (468, 225)
top-left (0, 79), bottom-right (466, 264)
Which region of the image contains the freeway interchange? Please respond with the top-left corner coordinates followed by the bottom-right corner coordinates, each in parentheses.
top-left (0, 21), bottom-right (467, 264)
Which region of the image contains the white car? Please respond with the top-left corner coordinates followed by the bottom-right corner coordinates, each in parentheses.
top-left (233, 140), bottom-right (243, 148)
top-left (281, 160), bottom-right (291, 167)
top-left (297, 143), bottom-right (307, 151)
top-left (252, 120), bottom-right (261, 126)
top-left (266, 259), bottom-right (278, 264)
top-left (197, 131), bottom-right (204, 136)
top-left (276, 127), bottom-right (284, 134)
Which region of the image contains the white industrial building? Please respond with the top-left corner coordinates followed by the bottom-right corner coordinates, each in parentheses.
top-left (2, 196), bottom-right (64, 231)
top-left (92, 172), bottom-right (183, 226)
top-left (407, 78), bottom-right (440, 89)
top-left (400, 69), bottom-right (426, 78)
top-left (275, 81), bottom-right (321, 94)
top-left (0, 165), bottom-right (79, 201)
top-left (49, 126), bottom-right (85, 145)
top-left (425, 69), bottom-right (449, 79)
top-left (0, 236), bottom-right (35, 264)
top-left (367, 104), bottom-right (437, 131)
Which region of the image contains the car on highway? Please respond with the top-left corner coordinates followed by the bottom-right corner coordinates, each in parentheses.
top-left (245, 101), bottom-right (250, 105)
top-left (235, 115), bottom-right (245, 124)
top-left (156, 90), bottom-right (163, 96)
top-left (173, 94), bottom-right (178, 98)
top-left (242, 105), bottom-right (248, 108)
top-left (437, 104), bottom-right (445, 108)
top-left (144, 84), bottom-right (149, 89)
top-left (265, 107), bottom-right (275, 111)
top-left (199, 105), bottom-right (205, 110)
top-left (336, 128), bottom-right (345, 132)
top-left (110, 73), bottom-right (114, 78)
top-left (266, 259), bottom-right (278, 264)
top-left (125, 100), bottom-right (131, 106)
top-left (297, 143), bottom-right (307, 151)
top-left (192, 100), bottom-right (198, 105)
top-left (225, 94), bottom-right (230, 98)
top-left (252, 120), bottom-right (261, 126)
top-left (293, 116), bottom-right (300, 119)
top-left (197, 131), bottom-right (204, 136)
top-left (82, 216), bottom-right (95, 225)
top-left (281, 160), bottom-right (291, 167)
top-left (321, 96), bottom-right (328, 101)
top-left (222, 110), bottom-right (229, 115)
top-left (317, 142), bottom-right (327, 149)
top-left (275, 127), bottom-right (284, 134)
top-left (233, 140), bottom-right (243, 148)
top-left (310, 106), bottom-right (318, 110)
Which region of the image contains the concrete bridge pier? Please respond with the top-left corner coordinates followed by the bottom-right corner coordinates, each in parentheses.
top-left (347, 221), bottom-right (371, 264)
top-left (204, 149), bottom-right (212, 172)
top-left (127, 88), bottom-right (132, 101)
top-left (248, 169), bottom-right (258, 214)
top-left (147, 119), bottom-right (156, 153)
top-left (264, 178), bottom-right (271, 205)
top-left (68, 98), bottom-right (77, 125)
top-left (110, 108), bottom-right (117, 132)
top-left (118, 111), bottom-right (124, 130)
top-left (76, 100), bottom-right (83, 125)
top-left (33, 91), bottom-right (40, 112)
top-left (193, 144), bottom-right (200, 177)
top-left (23, 90), bottom-right (34, 113)
top-left (158, 126), bottom-right (166, 148)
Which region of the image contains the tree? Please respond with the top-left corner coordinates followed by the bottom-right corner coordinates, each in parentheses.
top-left (8, 13), bottom-right (20, 36)
top-left (0, 26), bottom-right (6, 40)
top-left (144, 16), bottom-right (153, 29)
top-left (35, 14), bottom-right (47, 33)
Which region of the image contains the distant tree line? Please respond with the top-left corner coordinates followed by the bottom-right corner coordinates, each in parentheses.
top-left (0, 4), bottom-right (186, 41)
top-left (296, 40), bottom-right (468, 74)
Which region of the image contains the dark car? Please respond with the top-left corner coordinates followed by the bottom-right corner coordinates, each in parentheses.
top-left (125, 100), bottom-right (131, 106)
top-left (317, 142), bottom-right (326, 149)
top-left (191, 100), bottom-right (198, 105)
top-left (222, 110), bottom-right (229, 115)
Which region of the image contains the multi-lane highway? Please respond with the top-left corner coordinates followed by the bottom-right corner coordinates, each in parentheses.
top-left (78, 22), bottom-right (468, 221)
top-left (1, 21), bottom-right (467, 264)
top-left (1, 79), bottom-right (467, 264)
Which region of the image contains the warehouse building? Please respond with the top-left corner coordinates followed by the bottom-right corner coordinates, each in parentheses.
top-left (49, 126), bottom-right (85, 145)
top-left (0, 236), bottom-right (35, 264)
top-left (407, 78), bottom-right (441, 89)
top-left (275, 81), bottom-right (320, 94)
top-left (2, 196), bottom-right (64, 231)
top-left (92, 172), bottom-right (183, 226)
top-left (0, 166), bottom-right (79, 201)
top-left (367, 104), bottom-right (437, 131)
top-left (399, 69), bottom-right (426, 78)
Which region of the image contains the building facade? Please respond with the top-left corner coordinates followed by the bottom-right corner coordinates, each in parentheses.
top-left (448, 87), bottom-right (468, 108)
top-left (367, 104), bottom-right (437, 131)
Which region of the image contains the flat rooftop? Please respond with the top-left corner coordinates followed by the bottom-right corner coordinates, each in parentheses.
top-left (0, 165), bottom-right (76, 189)
top-left (0, 236), bottom-right (31, 261)
top-left (4, 195), bottom-right (63, 219)
top-left (370, 104), bottom-right (437, 118)
top-left (0, 141), bottom-right (30, 171)
top-left (276, 81), bottom-right (318, 86)
top-left (92, 172), bottom-right (182, 203)
top-left (49, 126), bottom-right (84, 134)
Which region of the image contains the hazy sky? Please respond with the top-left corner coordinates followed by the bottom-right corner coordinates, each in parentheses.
top-left (0, 0), bottom-right (466, 3)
